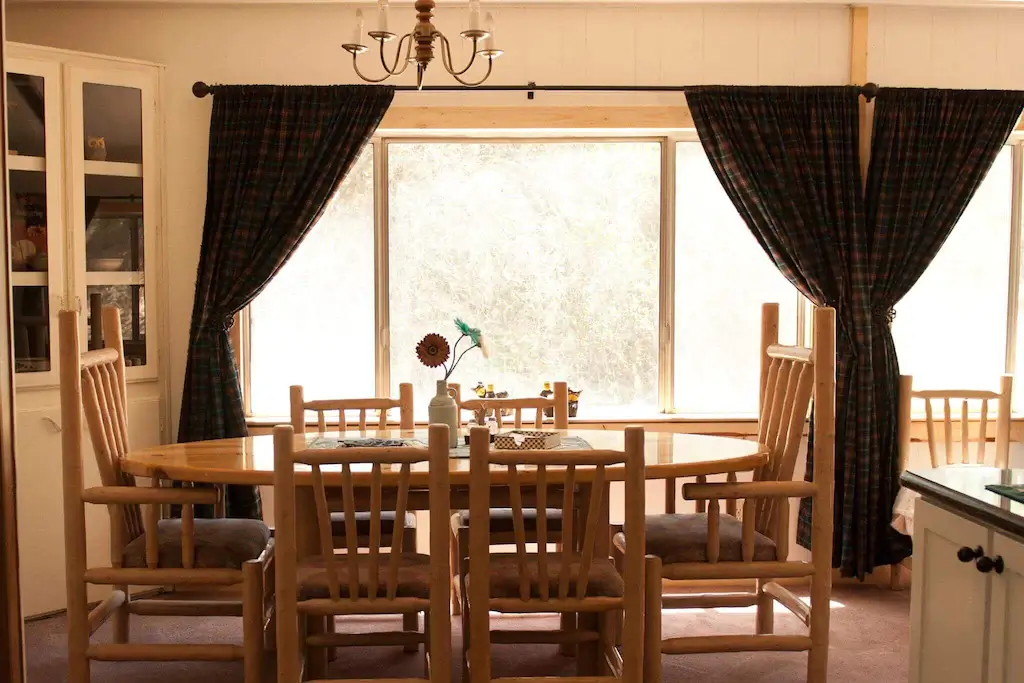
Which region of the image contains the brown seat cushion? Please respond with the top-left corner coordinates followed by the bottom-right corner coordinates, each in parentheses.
top-left (642, 513), bottom-right (777, 564)
top-left (329, 511), bottom-right (417, 538)
top-left (455, 508), bottom-right (563, 534)
top-left (473, 553), bottom-right (623, 599)
top-left (297, 552), bottom-right (432, 600)
top-left (122, 518), bottom-right (272, 570)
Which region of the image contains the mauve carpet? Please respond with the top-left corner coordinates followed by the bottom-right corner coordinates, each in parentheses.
top-left (24, 585), bottom-right (908, 682)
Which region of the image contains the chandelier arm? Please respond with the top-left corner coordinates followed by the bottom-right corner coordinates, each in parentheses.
top-left (437, 32), bottom-right (479, 77)
top-left (379, 33), bottom-right (414, 75)
top-left (351, 52), bottom-right (397, 83)
top-left (448, 55), bottom-right (494, 87)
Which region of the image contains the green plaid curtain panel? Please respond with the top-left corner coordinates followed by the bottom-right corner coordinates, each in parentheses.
top-left (846, 88), bottom-right (1024, 575)
top-left (685, 85), bottom-right (862, 574)
top-left (687, 85), bottom-right (1024, 579)
top-left (178, 84), bottom-right (394, 518)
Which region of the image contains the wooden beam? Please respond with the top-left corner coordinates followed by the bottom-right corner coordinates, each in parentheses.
top-left (379, 106), bottom-right (694, 131)
top-left (851, 6), bottom-right (872, 184)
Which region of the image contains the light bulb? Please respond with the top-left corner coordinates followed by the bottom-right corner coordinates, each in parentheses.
top-left (378, 0), bottom-right (390, 33)
top-left (469, 0), bottom-right (481, 31)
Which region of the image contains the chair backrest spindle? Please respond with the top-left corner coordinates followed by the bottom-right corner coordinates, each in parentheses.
top-left (898, 375), bottom-right (1013, 469)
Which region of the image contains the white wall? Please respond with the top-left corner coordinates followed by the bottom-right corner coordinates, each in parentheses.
top-left (5, 3), bottom-right (851, 435)
top-left (868, 6), bottom-right (1024, 88)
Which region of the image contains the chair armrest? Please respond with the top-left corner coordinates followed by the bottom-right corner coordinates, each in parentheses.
top-left (82, 486), bottom-right (219, 506)
top-left (683, 481), bottom-right (816, 501)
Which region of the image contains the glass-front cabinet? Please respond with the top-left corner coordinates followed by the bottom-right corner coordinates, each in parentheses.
top-left (7, 58), bottom-right (64, 386)
top-left (6, 46), bottom-right (161, 386)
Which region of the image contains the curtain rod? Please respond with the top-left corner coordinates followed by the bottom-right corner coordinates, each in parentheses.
top-left (192, 80), bottom-right (880, 102)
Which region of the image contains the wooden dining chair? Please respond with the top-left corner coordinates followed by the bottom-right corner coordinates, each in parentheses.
top-left (290, 383), bottom-right (420, 650)
top-left (613, 303), bottom-right (836, 683)
top-left (463, 425), bottom-right (646, 683)
top-left (273, 423), bottom-right (452, 683)
top-left (447, 382), bottom-right (571, 617)
top-left (60, 306), bottom-right (274, 683)
top-left (890, 373), bottom-right (1013, 587)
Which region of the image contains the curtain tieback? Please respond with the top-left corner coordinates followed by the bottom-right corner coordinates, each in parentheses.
top-left (872, 306), bottom-right (896, 326)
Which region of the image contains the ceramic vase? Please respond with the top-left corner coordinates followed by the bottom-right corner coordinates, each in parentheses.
top-left (427, 379), bottom-right (459, 448)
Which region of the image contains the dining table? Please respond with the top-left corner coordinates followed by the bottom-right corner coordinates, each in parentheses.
top-left (122, 427), bottom-right (769, 562)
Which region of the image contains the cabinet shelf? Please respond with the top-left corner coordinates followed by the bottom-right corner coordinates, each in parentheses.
top-left (11, 272), bottom-right (47, 287)
top-left (84, 160), bottom-right (142, 178)
top-left (85, 271), bottom-right (144, 286)
top-left (8, 155), bottom-right (45, 173)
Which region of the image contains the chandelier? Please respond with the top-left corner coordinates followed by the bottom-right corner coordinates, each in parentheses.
top-left (342, 0), bottom-right (502, 89)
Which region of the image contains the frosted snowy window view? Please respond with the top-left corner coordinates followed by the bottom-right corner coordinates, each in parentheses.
top-left (245, 139), bottom-right (1016, 420)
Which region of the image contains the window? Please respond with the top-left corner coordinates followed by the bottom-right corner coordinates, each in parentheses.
top-left (248, 149), bottom-right (375, 417)
top-left (674, 142), bottom-right (800, 416)
top-left (893, 147), bottom-right (1013, 395)
top-left (245, 136), bottom-right (1024, 421)
top-left (387, 141), bottom-right (661, 418)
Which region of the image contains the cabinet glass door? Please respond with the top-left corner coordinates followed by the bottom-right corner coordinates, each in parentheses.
top-left (7, 58), bottom-right (64, 386)
top-left (68, 67), bottom-right (157, 376)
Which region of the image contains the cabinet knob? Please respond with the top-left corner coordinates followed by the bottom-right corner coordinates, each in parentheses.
top-left (976, 555), bottom-right (1005, 574)
top-left (958, 545), bottom-right (983, 563)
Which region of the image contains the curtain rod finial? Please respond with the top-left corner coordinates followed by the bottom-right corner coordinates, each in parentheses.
top-left (862, 82), bottom-right (879, 102)
top-left (192, 81), bottom-right (212, 98)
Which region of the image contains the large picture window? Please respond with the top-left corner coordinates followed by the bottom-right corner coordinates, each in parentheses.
top-left (245, 135), bottom-right (1024, 421)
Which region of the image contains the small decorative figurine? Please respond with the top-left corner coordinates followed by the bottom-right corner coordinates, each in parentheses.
top-left (86, 136), bottom-right (107, 161)
top-left (568, 388), bottom-right (582, 418)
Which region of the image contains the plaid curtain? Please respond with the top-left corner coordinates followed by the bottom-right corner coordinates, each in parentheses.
top-left (687, 85), bottom-right (1024, 578)
top-left (685, 85), bottom-right (862, 572)
top-left (178, 85), bottom-right (394, 518)
top-left (848, 88), bottom-right (1024, 574)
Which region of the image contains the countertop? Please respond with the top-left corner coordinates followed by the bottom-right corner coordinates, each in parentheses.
top-left (901, 466), bottom-right (1024, 542)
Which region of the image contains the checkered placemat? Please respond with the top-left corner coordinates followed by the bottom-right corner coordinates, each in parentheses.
top-left (307, 434), bottom-right (593, 458)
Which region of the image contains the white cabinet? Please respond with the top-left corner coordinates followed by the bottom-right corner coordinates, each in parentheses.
top-left (910, 498), bottom-right (1024, 683)
top-left (6, 42), bottom-right (167, 618)
top-left (6, 42), bottom-right (163, 386)
top-left (987, 531), bottom-right (1024, 683)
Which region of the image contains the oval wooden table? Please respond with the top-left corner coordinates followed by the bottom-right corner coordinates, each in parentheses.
top-left (123, 428), bottom-right (767, 559)
top-left (123, 428), bottom-right (767, 486)
top-left (124, 428), bottom-right (767, 669)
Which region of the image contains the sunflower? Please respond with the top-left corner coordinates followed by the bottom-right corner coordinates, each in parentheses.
top-left (416, 333), bottom-right (450, 368)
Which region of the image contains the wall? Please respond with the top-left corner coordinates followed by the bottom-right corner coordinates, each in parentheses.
top-left (5, 3), bottom-right (851, 436)
top-left (868, 6), bottom-right (1024, 88)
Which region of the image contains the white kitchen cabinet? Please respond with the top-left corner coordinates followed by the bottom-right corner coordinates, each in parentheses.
top-left (987, 530), bottom-right (1024, 683)
top-left (909, 497), bottom-right (1024, 683)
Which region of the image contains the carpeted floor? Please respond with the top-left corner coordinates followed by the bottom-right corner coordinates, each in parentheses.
top-left (24, 585), bottom-right (908, 682)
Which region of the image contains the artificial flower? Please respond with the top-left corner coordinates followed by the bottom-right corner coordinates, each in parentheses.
top-left (416, 333), bottom-right (450, 368)
top-left (454, 317), bottom-right (482, 346)
top-left (476, 334), bottom-right (491, 358)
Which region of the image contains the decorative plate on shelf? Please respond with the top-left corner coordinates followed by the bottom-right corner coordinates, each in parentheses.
top-left (87, 257), bottom-right (125, 271)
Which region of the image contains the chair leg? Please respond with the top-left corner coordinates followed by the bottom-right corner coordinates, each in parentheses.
top-left (755, 578), bottom-right (774, 635)
top-left (611, 541), bottom-right (626, 647)
top-left (643, 556), bottom-right (662, 683)
top-left (597, 611), bottom-right (616, 676)
top-left (576, 612), bottom-right (600, 676)
top-left (113, 583), bottom-right (130, 644)
top-left (306, 615), bottom-right (328, 680)
top-left (450, 526), bottom-right (462, 616)
top-left (326, 613), bottom-right (338, 661)
top-left (422, 611), bottom-right (432, 679)
top-left (242, 561), bottom-right (264, 683)
top-left (405, 525), bottom-right (421, 653)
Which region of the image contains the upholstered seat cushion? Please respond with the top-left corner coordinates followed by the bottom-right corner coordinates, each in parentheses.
top-left (122, 518), bottom-right (272, 570)
top-left (455, 508), bottom-right (563, 534)
top-left (471, 553), bottom-right (624, 599)
top-left (297, 552), bottom-right (432, 600)
top-left (639, 513), bottom-right (777, 564)
top-left (330, 511), bottom-right (417, 538)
